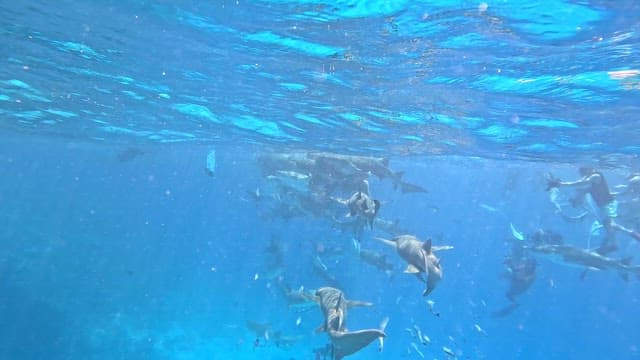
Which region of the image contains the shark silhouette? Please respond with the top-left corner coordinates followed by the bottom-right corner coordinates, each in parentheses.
top-left (525, 243), bottom-right (640, 281)
top-left (308, 287), bottom-right (386, 359)
top-left (377, 235), bottom-right (451, 296)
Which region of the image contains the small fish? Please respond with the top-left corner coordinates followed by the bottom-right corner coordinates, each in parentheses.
top-left (474, 324), bottom-right (487, 336)
top-left (413, 325), bottom-right (429, 345)
top-left (314, 256), bottom-right (328, 271)
top-left (443, 346), bottom-right (456, 358)
top-left (352, 237), bottom-right (361, 253)
top-left (410, 342), bottom-right (425, 358)
top-left (479, 203), bottom-right (499, 212)
top-left (426, 300), bottom-right (440, 317)
top-left (295, 317), bottom-right (302, 326)
top-left (510, 223), bottom-right (525, 241)
top-left (254, 273), bottom-right (260, 281)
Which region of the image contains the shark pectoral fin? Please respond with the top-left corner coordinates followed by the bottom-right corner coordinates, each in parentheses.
top-left (375, 237), bottom-right (396, 248)
top-left (432, 245), bottom-right (454, 252)
top-left (347, 300), bottom-right (374, 308)
top-left (330, 329), bottom-right (386, 360)
top-left (404, 264), bottom-right (421, 274)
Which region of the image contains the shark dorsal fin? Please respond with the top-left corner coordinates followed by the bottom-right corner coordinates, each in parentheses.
top-left (422, 239), bottom-right (432, 254)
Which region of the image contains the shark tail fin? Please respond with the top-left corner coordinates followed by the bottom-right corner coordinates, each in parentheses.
top-left (330, 329), bottom-right (386, 360)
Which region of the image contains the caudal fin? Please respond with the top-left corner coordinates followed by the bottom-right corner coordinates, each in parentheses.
top-left (330, 329), bottom-right (386, 360)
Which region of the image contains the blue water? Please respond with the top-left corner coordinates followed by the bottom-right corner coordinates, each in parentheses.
top-left (2, 0), bottom-right (640, 359)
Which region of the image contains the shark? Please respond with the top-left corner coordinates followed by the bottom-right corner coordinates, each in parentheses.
top-left (245, 320), bottom-right (304, 348)
top-left (334, 180), bottom-right (381, 229)
top-left (275, 279), bottom-right (317, 313)
top-left (309, 287), bottom-right (386, 360)
top-left (331, 216), bottom-right (405, 239)
top-left (345, 191), bottom-right (381, 229)
top-left (373, 217), bottom-right (408, 237)
top-left (376, 235), bottom-right (450, 296)
top-left (256, 152), bottom-right (316, 176)
top-left (309, 152), bottom-right (427, 194)
top-left (359, 248), bottom-right (395, 275)
top-left (525, 244), bottom-right (640, 280)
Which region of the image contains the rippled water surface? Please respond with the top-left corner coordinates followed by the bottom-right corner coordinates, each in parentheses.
top-left (2, 0), bottom-right (640, 158)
